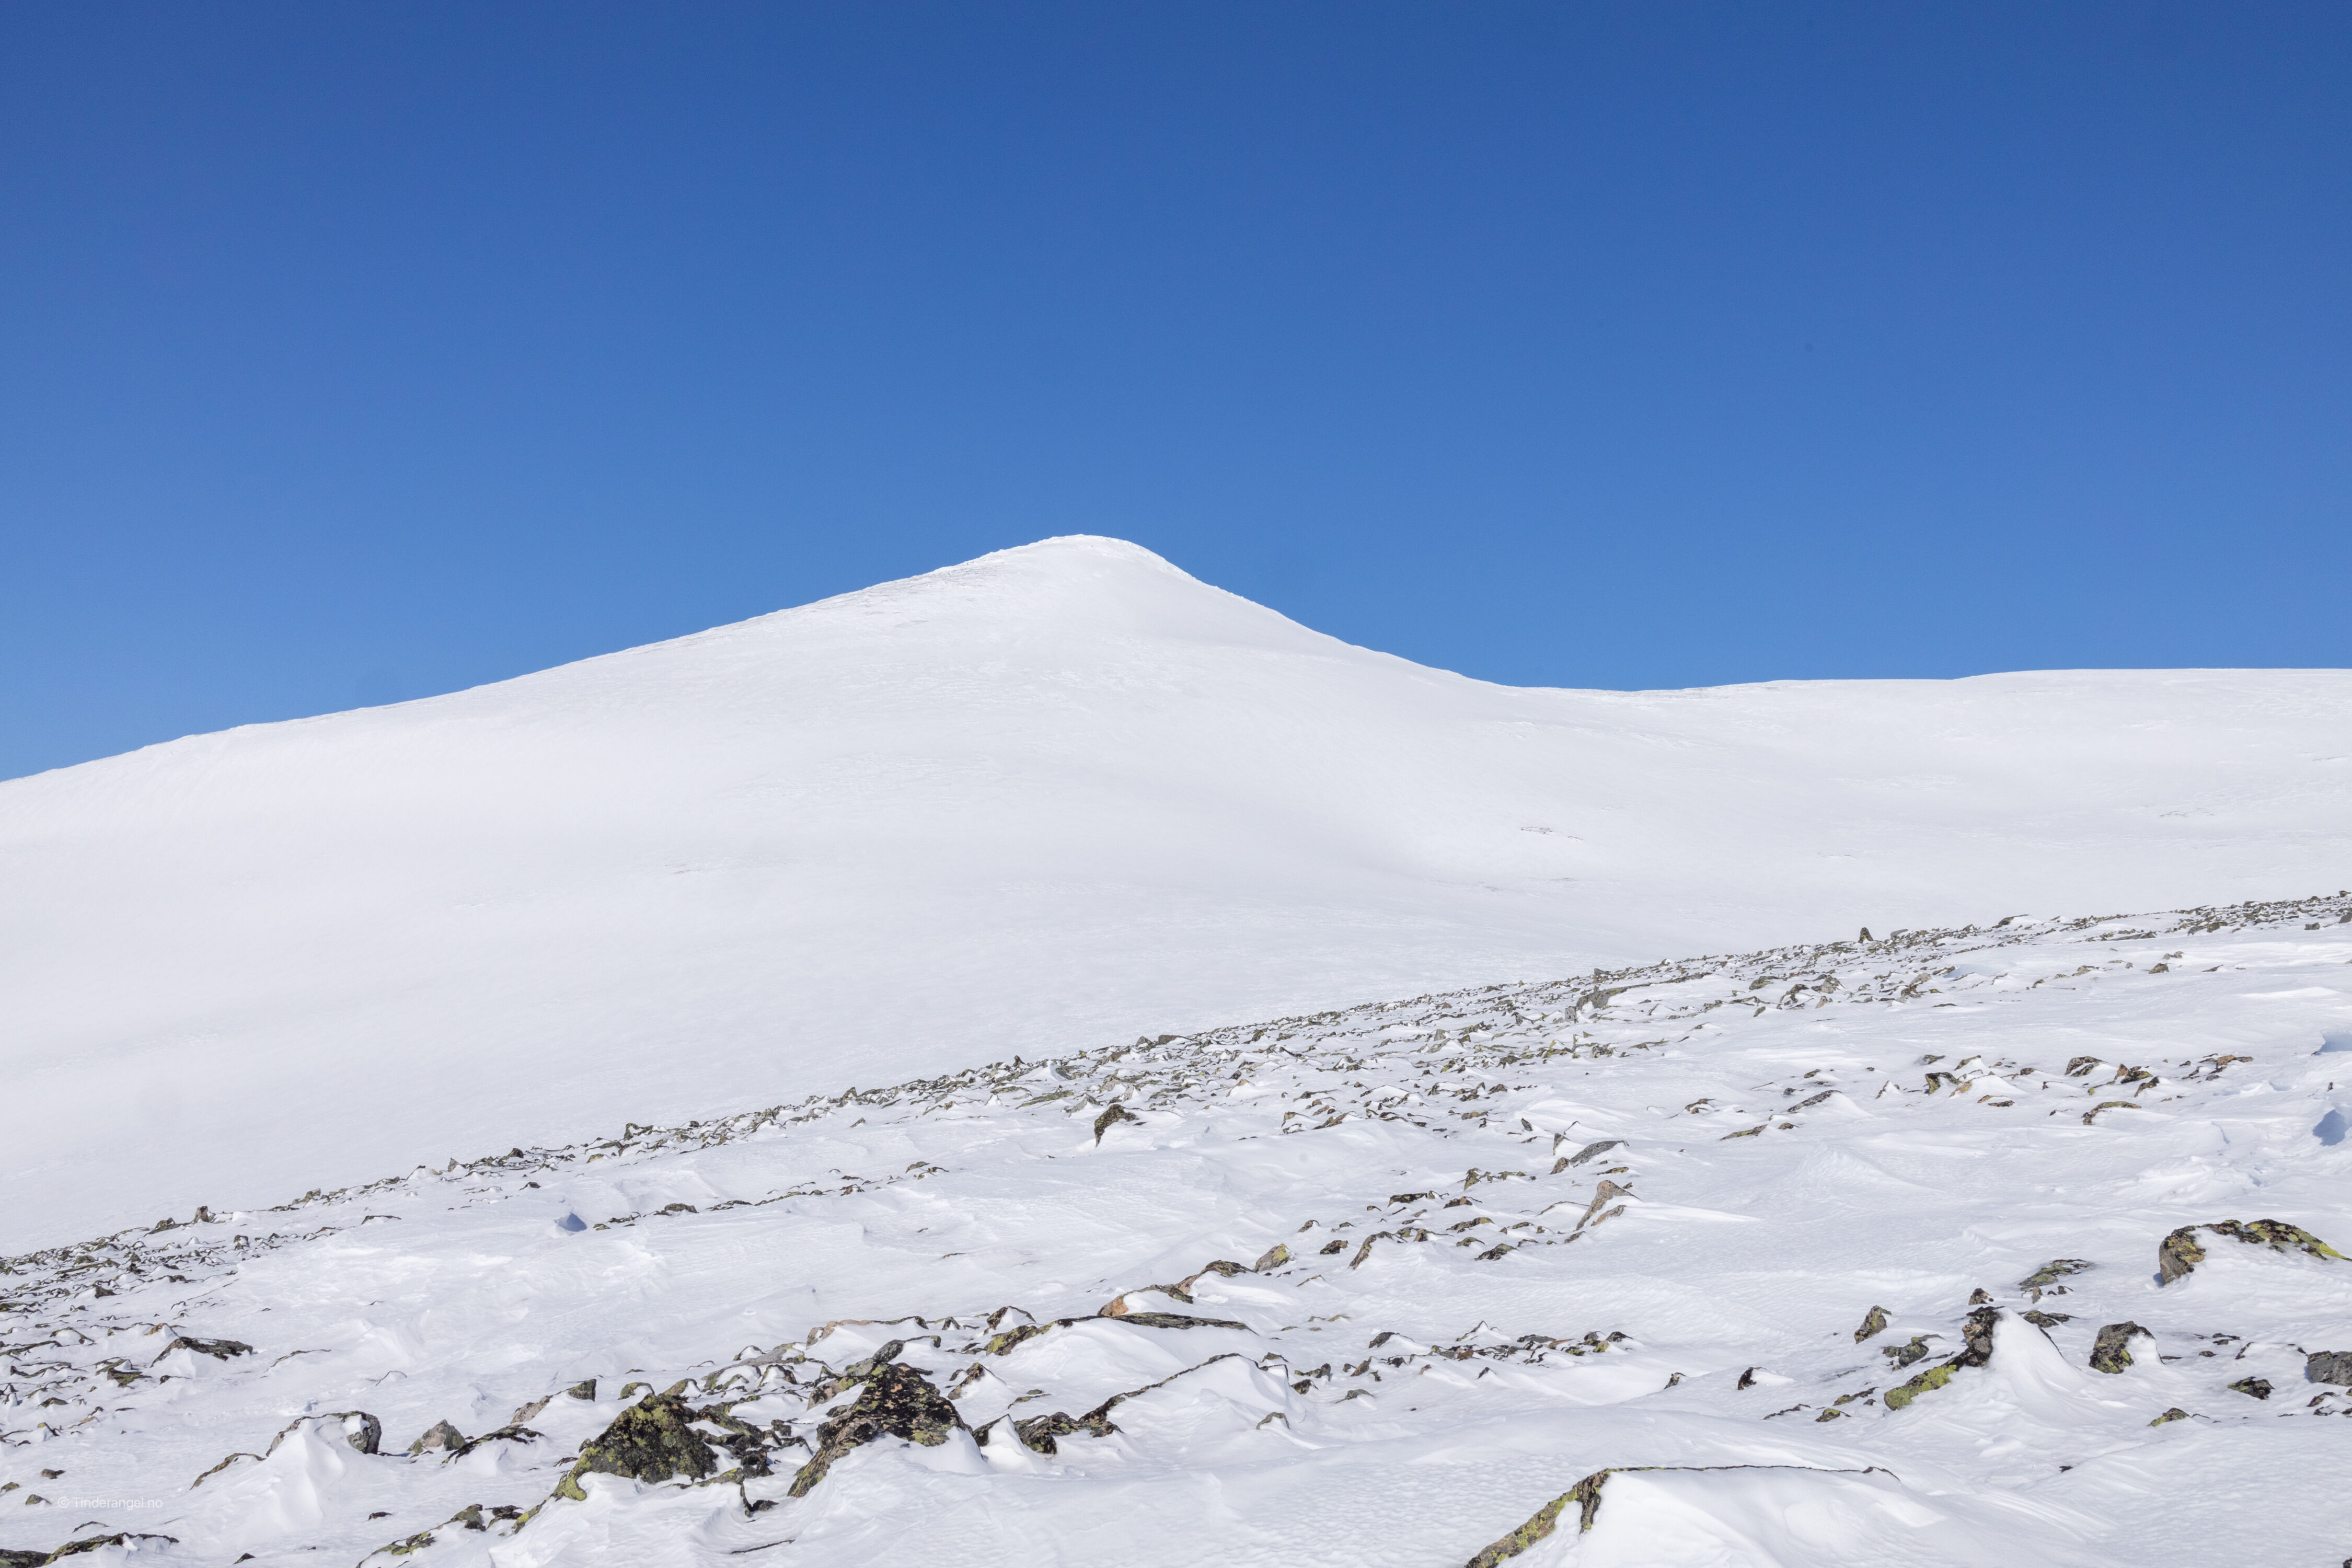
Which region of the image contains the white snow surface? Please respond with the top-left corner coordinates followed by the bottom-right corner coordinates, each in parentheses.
top-left (4, 537), bottom-right (2348, 1248)
top-left (6, 897), bottom-right (2352, 1568)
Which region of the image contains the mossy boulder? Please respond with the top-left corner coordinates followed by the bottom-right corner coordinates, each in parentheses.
top-left (2090, 1322), bottom-right (2151, 1374)
top-left (2157, 1219), bottom-right (2344, 1284)
top-left (552, 1391), bottom-right (715, 1501)
top-left (1885, 1307), bottom-right (1997, 1410)
top-left (786, 1360), bottom-right (963, 1497)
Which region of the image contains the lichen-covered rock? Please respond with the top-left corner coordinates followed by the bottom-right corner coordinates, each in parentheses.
top-left (1251, 1243), bottom-right (1290, 1271)
top-left (786, 1360), bottom-right (963, 1497)
top-left (1885, 1308), bottom-right (1997, 1410)
top-left (2305, 1351), bottom-right (2352, 1385)
top-left (1853, 1306), bottom-right (1889, 1343)
top-left (2149, 1406), bottom-right (2190, 1425)
top-left (2158, 1219), bottom-right (2345, 1284)
top-left (406, 1420), bottom-right (465, 1455)
top-left (2229, 1377), bottom-right (2272, 1399)
top-left (150, 1335), bottom-right (252, 1364)
top-left (1008, 1406), bottom-right (1116, 1455)
top-left (2016, 1258), bottom-right (2093, 1300)
top-left (1881, 1334), bottom-right (1933, 1369)
top-left (552, 1391), bottom-right (716, 1501)
top-left (2090, 1322), bottom-right (2151, 1374)
top-left (1459, 1471), bottom-right (1602, 1567)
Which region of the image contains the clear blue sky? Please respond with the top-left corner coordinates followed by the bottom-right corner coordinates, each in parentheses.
top-left (5, 2), bottom-right (2347, 779)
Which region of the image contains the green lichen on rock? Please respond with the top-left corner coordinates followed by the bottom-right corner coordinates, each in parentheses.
top-left (552, 1390), bottom-right (716, 1501)
top-left (1853, 1305), bottom-right (1889, 1343)
top-left (2148, 1406), bottom-right (2190, 1426)
top-left (406, 1420), bottom-right (464, 1456)
top-left (2089, 1322), bottom-right (2150, 1374)
top-left (1008, 1406), bottom-right (1116, 1455)
top-left (1882, 1360), bottom-right (1957, 1410)
top-left (1460, 1480), bottom-right (1584, 1567)
top-left (2159, 1219), bottom-right (2345, 1284)
top-left (2229, 1376), bottom-right (2272, 1399)
top-left (2016, 1258), bottom-right (2093, 1299)
top-left (984, 1322), bottom-right (1052, 1356)
top-left (1881, 1334), bottom-right (1933, 1369)
top-left (786, 1355), bottom-right (964, 1497)
top-left (1885, 1307), bottom-right (1997, 1410)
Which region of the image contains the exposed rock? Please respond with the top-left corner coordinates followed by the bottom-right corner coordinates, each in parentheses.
top-left (2149, 1406), bottom-right (2190, 1425)
top-left (1092, 1104), bottom-right (1140, 1144)
top-left (1881, 1334), bottom-right (1933, 1369)
top-left (406, 1420), bottom-right (465, 1456)
top-left (1885, 1308), bottom-right (1997, 1410)
top-left (554, 1390), bottom-right (716, 1501)
top-left (564, 1379), bottom-right (597, 1400)
top-left (2305, 1351), bottom-right (2352, 1385)
top-left (2022, 1310), bottom-right (2072, 1328)
top-left (1008, 1406), bottom-right (1116, 1455)
top-left (1251, 1243), bottom-right (1290, 1271)
top-left (2229, 1377), bottom-right (2272, 1399)
top-left (1853, 1306), bottom-right (1889, 1343)
top-left (446, 1423), bottom-right (543, 1460)
top-left (2016, 1258), bottom-right (2092, 1300)
top-left (2090, 1322), bottom-right (2151, 1373)
top-left (1561, 1139), bottom-right (1623, 1169)
top-left (2158, 1219), bottom-right (2345, 1284)
top-left (787, 1360), bottom-right (963, 1497)
top-left (150, 1335), bottom-right (252, 1364)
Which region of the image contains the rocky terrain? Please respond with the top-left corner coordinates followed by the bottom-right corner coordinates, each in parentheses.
top-left (6, 889), bottom-right (2351, 1565)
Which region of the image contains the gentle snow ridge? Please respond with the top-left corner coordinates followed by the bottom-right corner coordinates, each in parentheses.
top-left (4, 536), bottom-right (2348, 1246)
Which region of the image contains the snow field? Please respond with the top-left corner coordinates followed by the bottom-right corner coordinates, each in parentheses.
top-left (5, 892), bottom-right (2352, 1565)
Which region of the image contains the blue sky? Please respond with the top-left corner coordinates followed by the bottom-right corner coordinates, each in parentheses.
top-left (4, 2), bottom-right (2347, 779)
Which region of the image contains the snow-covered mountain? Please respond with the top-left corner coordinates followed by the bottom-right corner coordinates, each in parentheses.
top-left (3, 536), bottom-right (2348, 1248)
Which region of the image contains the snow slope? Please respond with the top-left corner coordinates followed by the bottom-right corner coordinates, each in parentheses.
top-left (3, 536), bottom-right (2348, 1246)
top-left (6, 894), bottom-right (2352, 1567)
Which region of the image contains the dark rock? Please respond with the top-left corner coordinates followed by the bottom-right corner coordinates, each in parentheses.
top-left (1092, 1104), bottom-right (1140, 1144)
top-left (150, 1335), bottom-right (253, 1364)
top-left (2158, 1219), bottom-right (2345, 1285)
top-left (406, 1421), bottom-right (465, 1456)
top-left (2016, 1259), bottom-right (2093, 1300)
top-left (2229, 1377), bottom-right (2272, 1399)
top-left (1853, 1306), bottom-right (1889, 1343)
top-left (2306, 1351), bottom-right (2352, 1385)
top-left (2149, 1406), bottom-right (2190, 1426)
top-left (1881, 1334), bottom-right (1933, 1368)
top-left (2090, 1322), bottom-right (2151, 1374)
top-left (2021, 1310), bottom-right (2073, 1328)
top-left (554, 1391), bottom-right (716, 1501)
top-left (565, 1379), bottom-right (597, 1400)
top-left (786, 1361), bottom-right (963, 1496)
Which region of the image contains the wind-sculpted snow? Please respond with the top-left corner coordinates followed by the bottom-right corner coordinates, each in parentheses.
top-left (6, 892), bottom-right (2352, 1565)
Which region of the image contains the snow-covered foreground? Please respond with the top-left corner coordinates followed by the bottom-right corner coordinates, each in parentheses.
top-left (7, 891), bottom-right (2351, 1567)
top-left (5, 536), bottom-right (2350, 1247)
